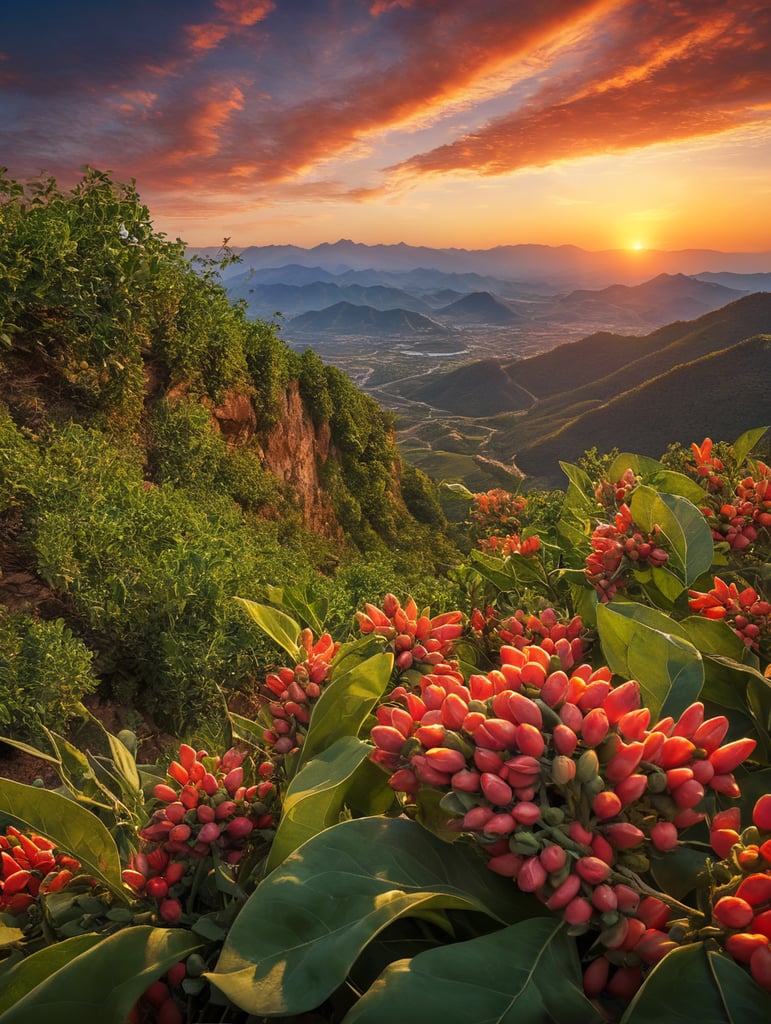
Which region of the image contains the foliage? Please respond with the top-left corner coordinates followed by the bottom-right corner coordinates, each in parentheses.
top-left (0, 612), bottom-right (97, 741)
top-left (1, 426), bottom-right (770, 1022)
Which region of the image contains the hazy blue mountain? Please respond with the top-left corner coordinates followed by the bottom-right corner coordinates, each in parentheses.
top-left (289, 301), bottom-right (446, 336)
top-left (694, 271), bottom-right (771, 292)
top-left (435, 291), bottom-right (527, 325)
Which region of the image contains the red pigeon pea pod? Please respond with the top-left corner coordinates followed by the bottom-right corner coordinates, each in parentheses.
top-left (672, 778), bottom-right (705, 810)
top-left (735, 874), bottom-right (771, 908)
top-left (711, 828), bottom-right (741, 859)
top-left (602, 680), bottom-right (641, 724)
top-left (2, 870), bottom-right (31, 897)
top-left (415, 723), bottom-right (447, 749)
top-left (539, 843), bottom-right (567, 874)
top-left (168, 824), bottom-right (191, 843)
top-left (577, 680), bottom-right (611, 711)
top-left (164, 802), bottom-right (187, 825)
top-left (613, 883), bottom-right (640, 914)
top-left (187, 761), bottom-right (205, 784)
top-left (637, 896), bottom-right (671, 931)
top-left (146, 876), bottom-right (169, 900)
top-left (709, 737), bottom-right (757, 775)
top-left (451, 768), bottom-right (481, 792)
top-left (754, 910), bottom-right (771, 941)
top-left (636, 929), bottom-right (678, 965)
top-left (486, 852), bottom-right (524, 878)
top-left (581, 708), bottom-right (609, 747)
top-left (750, 944), bottom-right (771, 993)
top-left (546, 872), bottom-right (582, 910)
top-left (506, 691), bottom-right (543, 728)
top-left (515, 723), bottom-right (545, 758)
top-left (673, 807), bottom-right (705, 830)
top-left (164, 861), bottom-right (186, 885)
top-left (650, 821), bottom-right (679, 852)
top-left (463, 806), bottom-right (495, 831)
top-left (672, 702), bottom-right (704, 738)
top-left (725, 932), bottom-right (770, 963)
top-left (691, 759), bottom-right (715, 785)
top-left (372, 725), bottom-right (411, 753)
top-left (576, 855), bottom-right (611, 885)
top-left (474, 747), bottom-right (505, 774)
top-left (564, 896), bottom-right (593, 926)
top-left (519, 662), bottom-right (547, 689)
top-left (482, 813), bottom-right (517, 836)
top-left (197, 822), bottom-right (221, 844)
top-left (614, 773), bottom-right (648, 806)
top-left (559, 701), bottom-right (583, 733)
top-left (424, 747), bottom-right (467, 774)
top-left (122, 869), bottom-right (146, 893)
top-left (541, 670), bottom-right (570, 707)
top-left (606, 965), bottom-right (643, 1000)
top-left (441, 693), bottom-right (468, 731)
top-left (388, 768), bottom-right (418, 794)
top-left (499, 645), bottom-right (526, 667)
top-left (481, 772), bottom-right (513, 807)
top-left (714, 896), bottom-right (755, 930)
top-left (553, 723), bottom-right (578, 756)
top-left (605, 741), bottom-right (645, 781)
top-left (179, 785), bottom-right (199, 809)
top-left (469, 673), bottom-right (495, 701)
top-left (512, 801), bottom-right (541, 826)
top-left (159, 898), bottom-right (182, 924)
top-left (657, 735), bottom-right (696, 769)
top-left (591, 832), bottom-right (615, 865)
top-left (604, 822), bottom-right (645, 849)
top-left (412, 757), bottom-right (452, 788)
top-left (226, 817), bottom-right (254, 840)
top-left (593, 790), bottom-right (622, 821)
top-left (568, 821), bottom-right (593, 847)
top-left (153, 784), bottom-right (178, 804)
top-left (517, 855), bottom-right (548, 893)
top-left (475, 718), bottom-right (518, 750)
top-left (583, 956), bottom-right (610, 998)
top-left (710, 773), bottom-right (742, 798)
top-left (591, 884), bottom-right (618, 913)
top-left (167, 761), bottom-right (188, 786)
top-left (692, 715), bottom-right (730, 753)
top-left (752, 794), bottom-right (771, 832)
top-left (617, 708), bottom-right (651, 742)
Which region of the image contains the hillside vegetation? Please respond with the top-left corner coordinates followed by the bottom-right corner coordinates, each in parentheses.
top-left (0, 169), bottom-right (455, 736)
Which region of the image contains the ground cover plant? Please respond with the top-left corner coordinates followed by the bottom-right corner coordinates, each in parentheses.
top-left (1, 428), bottom-right (769, 1023)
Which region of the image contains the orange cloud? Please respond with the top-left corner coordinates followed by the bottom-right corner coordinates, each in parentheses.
top-left (390, 1), bottom-right (771, 183)
top-left (215, 0), bottom-right (276, 27)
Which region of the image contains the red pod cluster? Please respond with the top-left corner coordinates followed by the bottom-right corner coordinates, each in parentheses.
top-left (355, 593), bottom-right (464, 674)
top-left (471, 606), bottom-right (588, 674)
top-left (689, 576), bottom-right (770, 656)
top-left (585, 503), bottom-right (670, 602)
top-left (122, 743), bottom-right (278, 915)
top-left (0, 826), bottom-right (82, 916)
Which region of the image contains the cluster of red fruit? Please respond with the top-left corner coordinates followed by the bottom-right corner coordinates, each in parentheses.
top-left (688, 438), bottom-right (771, 552)
top-left (477, 532), bottom-right (541, 557)
top-left (121, 743), bottom-right (276, 923)
top-left (585, 503), bottom-right (669, 601)
top-left (594, 468), bottom-right (639, 509)
top-left (370, 638), bottom-right (757, 1002)
top-left (260, 629), bottom-right (338, 757)
top-left (699, 795), bottom-right (771, 993)
top-left (689, 576), bottom-right (771, 655)
top-left (471, 606), bottom-right (587, 672)
top-left (356, 593), bottom-right (463, 673)
top-left (0, 826), bottom-right (81, 915)
top-left (468, 488), bottom-right (528, 537)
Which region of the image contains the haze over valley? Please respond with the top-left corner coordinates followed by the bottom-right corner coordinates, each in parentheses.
top-left (210, 241), bottom-right (771, 491)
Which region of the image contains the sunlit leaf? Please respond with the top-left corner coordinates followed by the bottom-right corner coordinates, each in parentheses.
top-left (209, 816), bottom-right (540, 1016)
top-left (266, 735), bottom-right (374, 871)
top-left (234, 597), bottom-right (300, 660)
top-left (344, 918), bottom-right (600, 1024)
top-left (731, 425), bottom-right (768, 467)
top-left (597, 601), bottom-right (704, 721)
top-left (621, 943), bottom-right (727, 1023)
top-left (0, 779), bottom-right (125, 899)
top-left (0, 927), bottom-right (200, 1023)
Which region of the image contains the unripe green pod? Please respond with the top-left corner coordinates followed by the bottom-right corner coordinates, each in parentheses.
top-left (600, 910), bottom-right (621, 928)
top-left (117, 729), bottom-right (138, 756)
top-left (741, 825), bottom-right (761, 846)
top-left (548, 864), bottom-right (571, 888)
top-left (649, 793), bottom-right (678, 817)
top-left (582, 775), bottom-right (605, 797)
top-left (443, 730), bottom-right (475, 759)
top-left (542, 805), bottom-right (565, 826)
top-left (668, 923), bottom-right (687, 942)
top-left (620, 851), bottom-right (650, 872)
top-left (599, 916), bottom-right (627, 948)
top-left (467, 699), bottom-right (488, 715)
top-left (534, 699), bottom-right (562, 729)
top-left (399, 736), bottom-right (423, 759)
top-left (186, 953), bottom-right (207, 978)
top-left (576, 750), bottom-right (600, 783)
top-left (646, 771), bottom-right (668, 794)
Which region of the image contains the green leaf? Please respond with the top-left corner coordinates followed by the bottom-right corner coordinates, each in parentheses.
top-left (234, 597), bottom-right (301, 660)
top-left (0, 935), bottom-right (102, 1015)
top-left (0, 925), bottom-right (23, 950)
top-left (0, 927), bottom-right (200, 1024)
top-left (266, 735), bottom-right (374, 872)
top-left (228, 710), bottom-right (269, 750)
top-left (622, 943), bottom-right (771, 1023)
top-left (209, 816), bottom-right (539, 1017)
top-left (295, 651), bottom-right (392, 771)
top-left (559, 461), bottom-right (596, 502)
top-left (732, 426), bottom-right (768, 467)
top-left (597, 602), bottom-right (704, 721)
top-left (343, 918), bottom-right (600, 1024)
top-left (608, 453), bottom-right (707, 505)
top-left (0, 779), bottom-right (126, 900)
top-left (265, 583), bottom-right (327, 635)
top-left (630, 486), bottom-right (713, 587)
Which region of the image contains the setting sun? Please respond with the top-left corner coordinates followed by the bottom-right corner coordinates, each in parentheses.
top-left (631, 241), bottom-right (645, 251)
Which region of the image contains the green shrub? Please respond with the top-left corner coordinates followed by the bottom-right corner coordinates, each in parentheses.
top-left (0, 610), bottom-right (97, 741)
top-left (147, 397), bottom-right (227, 490)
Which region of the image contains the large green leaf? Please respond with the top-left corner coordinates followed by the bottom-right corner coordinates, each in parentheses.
top-left (0, 927), bottom-right (200, 1024)
top-left (608, 453), bottom-right (707, 505)
top-left (732, 425), bottom-right (768, 466)
top-left (295, 651), bottom-right (392, 770)
top-left (597, 602), bottom-right (704, 721)
top-left (0, 935), bottom-right (102, 1015)
top-left (234, 597), bottom-right (301, 660)
top-left (630, 486), bottom-right (713, 588)
top-left (266, 735), bottom-right (374, 871)
top-left (0, 779), bottom-right (125, 900)
top-left (343, 918), bottom-right (599, 1024)
top-left (209, 816), bottom-right (539, 1016)
top-left (622, 943), bottom-right (771, 1023)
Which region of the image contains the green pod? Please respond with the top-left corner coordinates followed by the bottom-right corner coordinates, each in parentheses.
top-left (443, 730), bottom-right (475, 760)
top-left (542, 805), bottom-right (565, 826)
top-left (582, 775), bottom-right (605, 797)
top-left (534, 699), bottom-right (562, 729)
top-left (646, 771), bottom-right (668, 794)
top-left (576, 749), bottom-right (599, 783)
top-left (439, 791), bottom-right (469, 817)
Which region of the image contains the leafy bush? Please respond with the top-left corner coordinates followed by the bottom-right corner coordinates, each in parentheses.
top-left (0, 611), bottom-right (97, 740)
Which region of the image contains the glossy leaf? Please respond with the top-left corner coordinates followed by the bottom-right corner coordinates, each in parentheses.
top-left (295, 651), bottom-right (392, 770)
top-left (622, 942), bottom-right (771, 1023)
top-left (630, 486), bottom-right (713, 586)
top-left (0, 779), bottom-right (126, 900)
top-left (209, 816), bottom-right (538, 1016)
top-left (0, 927), bottom-right (200, 1024)
top-left (234, 597), bottom-right (301, 660)
top-left (0, 934), bottom-right (102, 1015)
top-left (731, 425), bottom-right (768, 466)
top-left (343, 918), bottom-right (598, 1024)
top-left (597, 601), bottom-right (704, 721)
top-left (608, 452), bottom-right (707, 505)
top-left (266, 735), bottom-right (374, 871)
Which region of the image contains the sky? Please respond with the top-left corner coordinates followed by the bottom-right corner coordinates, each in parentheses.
top-left (2, 0), bottom-right (770, 252)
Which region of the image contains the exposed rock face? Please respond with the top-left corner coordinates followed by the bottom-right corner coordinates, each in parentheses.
top-left (211, 390), bottom-right (257, 447)
top-left (260, 382), bottom-right (343, 541)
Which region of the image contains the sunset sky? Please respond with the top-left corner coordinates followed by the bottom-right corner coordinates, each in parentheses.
top-left (2, 0), bottom-right (770, 252)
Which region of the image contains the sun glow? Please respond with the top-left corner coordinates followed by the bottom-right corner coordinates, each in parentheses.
top-left (630, 240), bottom-right (645, 251)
